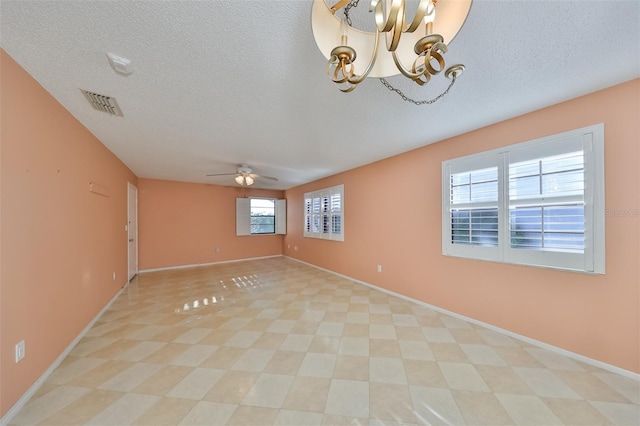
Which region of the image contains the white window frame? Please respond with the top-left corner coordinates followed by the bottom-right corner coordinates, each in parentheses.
top-left (236, 198), bottom-right (286, 236)
top-left (304, 184), bottom-right (344, 241)
top-left (442, 124), bottom-right (605, 274)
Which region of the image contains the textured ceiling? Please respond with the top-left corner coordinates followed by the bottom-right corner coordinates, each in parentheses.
top-left (1, 0), bottom-right (639, 190)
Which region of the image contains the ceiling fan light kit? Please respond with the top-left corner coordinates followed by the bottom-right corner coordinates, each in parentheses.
top-left (311, 0), bottom-right (472, 104)
top-left (207, 165), bottom-right (278, 187)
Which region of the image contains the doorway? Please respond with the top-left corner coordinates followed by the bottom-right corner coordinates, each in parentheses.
top-left (127, 182), bottom-right (138, 281)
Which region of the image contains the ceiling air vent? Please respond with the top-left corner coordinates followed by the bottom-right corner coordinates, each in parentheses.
top-left (80, 89), bottom-right (123, 116)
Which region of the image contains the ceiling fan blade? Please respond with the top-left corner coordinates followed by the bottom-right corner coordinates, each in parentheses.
top-left (250, 173), bottom-right (278, 181)
top-left (206, 172), bottom-right (238, 177)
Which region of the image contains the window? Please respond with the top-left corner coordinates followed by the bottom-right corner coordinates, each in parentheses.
top-left (442, 124), bottom-right (605, 273)
top-left (304, 184), bottom-right (344, 241)
top-left (236, 198), bottom-right (286, 236)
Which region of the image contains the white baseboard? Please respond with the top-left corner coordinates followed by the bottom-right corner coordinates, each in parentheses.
top-left (139, 254), bottom-right (283, 273)
top-left (285, 256), bottom-right (640, 381)
top-left (0, 280), bottom-right (131, 426)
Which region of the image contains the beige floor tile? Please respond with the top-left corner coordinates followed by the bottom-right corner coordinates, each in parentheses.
top-left (37, 389), bottom-right (123, 426)
top-left (133, 397), bottom-right (197, 425)
top-left (196, 328), bottom-right (237, 345)
top-left (589, 400), bottom-right (640, 425)
top-left (555, 370), bottom-right (633, 402)
top-left (67, 360), bottom-right (134, 388)
top-left (452, 389), bottom-right (514, 425)
top-left (399, 340), bottom-right (434, 361)
top-left (403, 360), bottom-right (448, 388)
top-left (242, 373), bottom-right (295, 408)
top-left (140, 342), bottom-right (192, 364)
top-left (46, 358), bottom-right (108, 385)
top-left (69, 337), bottom-right (118, 357)
top-left (449, 328), bottom-right (486, 344)
top-left (493, 346), bottom-right (544, 368)
top-left (439, 362), bottom-right (490, 392)
top-left (322, 414), bottom-right (368, 425)
top-left (460, 343), bottom-right (507, 366)
top-left (85, 393), bottom-right (160, 425)
top-left (226, 405), bottom-right (279, 425)
top-left (87, 339), bottom-right (141, 359)
top-left (178, 401), bottom-right (237, 425)
top-left (279, 334), bottom-right (314, 352)
top-left (231, 348), bottom-right (276, 372)
top-left (165, 367), bottom-right (225, 399)
top-left (594, 372), bottom-right (640, 404)
top-left (12, 386), bottom-right (91, 425)
top-left (199, 346), bottom-right (245, 369)
top-left (410, 386), bottom-right (466, 425)
top-left (370, 357), bottom-right (408, 385)
top-left (299, 352), bottom-right (337, 378)
top-left (251, 331), bottom-right (288, 349)
top-left (369, 324), bottom-right (397, 340)
top-left (133, 365), bottom-right (194, 396)
top-left (98, 362), bottom-right (163, 392)
top-left (263, 350), bottom-right (305, 375)
top-left (325, 379), bottom-right (370, 418)
top-left (430, 343), bottom-right (469, 363)
top-left (394, 326), bottom-right (425, 341)
top-left (370, 382), bottom-right (416, 423)
top-left (541, 398), bottom-right (611, 425)
top-left (317, 321), bottom-right (345, 337)
top-left (367, 339), bottom-right (401, 358)
top-left (169, 344), bottom-right (218, 367)
top-left (474, 365), bottom-right (534, 395)
top-left (203, 370), bottom-right (259, 404)
top-left (513, 367), bottom-right (581, 399)
top-left (172, 327), bottom-right (213, 344)
top-left (338, 337), bottom-right (369, 356)
top-left (333, 355), bottom-right (370, 381)
top-left (495, 393), bottom-right (564, 425)
top-left (274, 409), bottom-right (324, 425)
top-left (282, 376), bottom-right (331, 413)
top-left (224, 330), bottom-right (263, 348)
top-left (343, 323), bottom-right (370, 337)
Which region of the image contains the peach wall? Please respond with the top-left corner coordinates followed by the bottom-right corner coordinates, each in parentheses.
top-left (285, 79), bottom-right (640, 373)
top-left (0, 50), bottom-right (138, 417)
top-left (138, 178), bottom-right (284, 270)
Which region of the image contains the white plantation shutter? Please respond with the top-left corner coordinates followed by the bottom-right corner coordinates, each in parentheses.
top-left (236, 198), bottom-right (251, 236)
top-left (304, 185), bottom-right (344, 241)
top-left (443, 124), bottom-right (604, 273)
top-left (276, 199), bottom-right (287, 234)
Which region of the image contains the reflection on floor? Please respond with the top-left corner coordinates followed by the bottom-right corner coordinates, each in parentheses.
top-left (10, 257), bottom-right (640, 425)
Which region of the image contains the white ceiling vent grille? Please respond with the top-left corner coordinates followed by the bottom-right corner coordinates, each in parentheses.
top-left (80, 89), bottom-right (123, 116)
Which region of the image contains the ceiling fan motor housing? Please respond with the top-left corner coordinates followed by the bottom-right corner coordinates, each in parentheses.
top-left (237, 165), bottom-right (252, 175)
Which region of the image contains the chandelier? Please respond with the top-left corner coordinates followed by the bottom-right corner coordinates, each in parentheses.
top-left (311, 0), bottom-right (472, 103)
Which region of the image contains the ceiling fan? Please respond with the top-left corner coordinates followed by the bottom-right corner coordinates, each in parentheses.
top-left (206, 164), bottom-right (278, 186)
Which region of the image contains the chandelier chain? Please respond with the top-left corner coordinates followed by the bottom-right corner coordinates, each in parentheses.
top-left (343, 0), bottom-right (360, 26)
top-left (379, 76), bottom-right (457, 105)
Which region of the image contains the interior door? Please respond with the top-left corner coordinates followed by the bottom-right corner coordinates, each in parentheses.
top-left (127, 182), bottom-right (138, 281)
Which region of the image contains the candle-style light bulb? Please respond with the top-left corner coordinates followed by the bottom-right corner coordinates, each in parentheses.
top-left (340, 17), bottom-right (349, 45)
top-left (424, 1), bottom-right (436, 35)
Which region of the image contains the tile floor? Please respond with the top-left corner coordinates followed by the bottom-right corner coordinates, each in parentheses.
top-left (9, 257), bottom-right (640, 425)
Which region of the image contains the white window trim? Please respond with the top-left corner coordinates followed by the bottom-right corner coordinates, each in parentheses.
top-left (442, 124), bottom-right (605, 274)
top-left (304, 184), bottom-right (344, 242)
top-left (236, 197), bottom-right (286, 236)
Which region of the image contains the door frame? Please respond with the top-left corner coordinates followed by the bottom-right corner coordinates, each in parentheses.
top-left (127, 182), bottom-right (138, 281)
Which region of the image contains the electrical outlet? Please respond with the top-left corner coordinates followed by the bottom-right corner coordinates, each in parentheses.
top-left (294, 246), bottom-right (298, 251)
top-left (215, 247), bottom-right (221, 253)
top-left (15, 340), bottom-right (25, 363)
top-left (112, 272), bottom-right (116, 281)
top-left (377, 264), bottom-right (382, 273)
top-left (287, 244), bottom-right (290, 249)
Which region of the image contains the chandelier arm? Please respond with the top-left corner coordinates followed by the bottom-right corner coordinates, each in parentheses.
top-left (379, 75), bottom-right (457, 105)
top-left (392, 50), bottom-right (424, 79)
top-left (406, 0), bottom-right (432, 33)
top-left (372, 0), bottom-right (405, 51)
top-left (345, 28), bottom-right (381, 84)
top-left (330, 0), bottom-right (352, 13)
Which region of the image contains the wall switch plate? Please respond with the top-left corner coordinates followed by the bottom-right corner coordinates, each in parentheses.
top-left (112, 272), bottom-right (116, 281)
top-left (215, 247), bottom-right (221, 253)
top-left (377, 264), bottom-right (382, 273)
top-left (15, 340), bottom-right (25, 363)
top-left (294, 246), bottom-right (298, 251)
